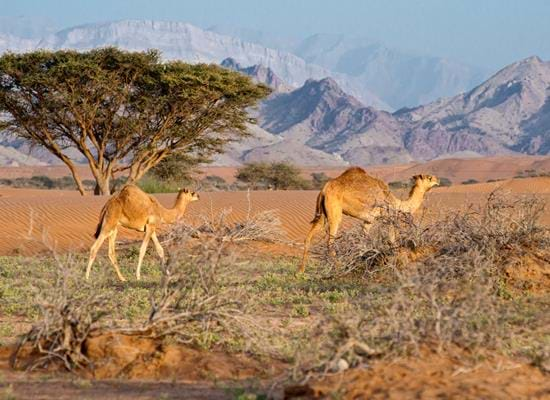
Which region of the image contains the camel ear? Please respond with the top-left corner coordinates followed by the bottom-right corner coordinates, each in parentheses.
top-left (413, 175), bottom-right (420, 180)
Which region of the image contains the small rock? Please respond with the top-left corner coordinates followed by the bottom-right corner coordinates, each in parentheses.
top-left (336, 358), bottom-right (349, 372)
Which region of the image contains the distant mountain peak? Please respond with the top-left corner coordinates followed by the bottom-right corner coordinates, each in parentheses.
top-left (221, 57), bottom-right (292, 93)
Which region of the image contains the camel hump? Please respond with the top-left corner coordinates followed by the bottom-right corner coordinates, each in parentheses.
top-left (340, 166), bottom-right (367, 178)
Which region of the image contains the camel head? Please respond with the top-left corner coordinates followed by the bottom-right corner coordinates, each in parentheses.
top-left (412, 174), bottom-right (439, 191)
top-left (177, 188), bottom-right (200, 202)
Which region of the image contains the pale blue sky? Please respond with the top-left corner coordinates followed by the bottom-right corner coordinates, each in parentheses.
top-left (1, 0), bottom-right (549, 69)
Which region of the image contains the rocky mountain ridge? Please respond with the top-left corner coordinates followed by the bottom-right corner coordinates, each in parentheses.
top-left (0, 20), bottom-right (548, 166)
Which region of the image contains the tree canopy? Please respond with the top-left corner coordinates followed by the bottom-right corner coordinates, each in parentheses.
top-left (0, 48), bottom-right (270, 194)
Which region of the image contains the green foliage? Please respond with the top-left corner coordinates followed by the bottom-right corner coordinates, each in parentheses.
top-left (137, 173), bottom-right (182, 193)
top-left (310, 172), bottom-right (330, 189)
top-left (236, 162), bottom-right (309, 190)
top-left (200, 175), bottom-right (228, 191)
top-left (149, 153), bottom-right (202, 184)
top-left (438, 177), bottom-right (452, 186)
top-left (0, 175), bottom-right (95, 190)
top-left (0, 48), bottom-right (271, 194)
top-left (462, 178), bottom-right (480, 185)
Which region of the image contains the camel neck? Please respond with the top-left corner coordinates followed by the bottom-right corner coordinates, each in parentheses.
top-left (160, 197), bottom-right (190, 224)
top-left (397, 184), bottom-right (426, 213)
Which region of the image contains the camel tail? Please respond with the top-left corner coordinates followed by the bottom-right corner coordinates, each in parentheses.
top-left (93, 204), bottom-right (109, 239)
top-left (311, 191), bottom-right (326, 224)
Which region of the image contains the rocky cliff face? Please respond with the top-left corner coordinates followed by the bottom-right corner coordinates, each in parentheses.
top-left (257, 77), bottom-right (410, 165)
top-left (252, 56), bottom-right (549, 164)
top-left (398, 56), bottom-right (550, 159)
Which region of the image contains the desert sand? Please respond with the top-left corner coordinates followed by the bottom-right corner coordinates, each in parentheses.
top-left (0, 176), bottom-right (548, 256)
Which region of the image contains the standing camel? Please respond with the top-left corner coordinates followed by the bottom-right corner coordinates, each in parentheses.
top-left (86, 185), bottom-right (199, 281)
top-left (299, 167), bottom-right (439, 272)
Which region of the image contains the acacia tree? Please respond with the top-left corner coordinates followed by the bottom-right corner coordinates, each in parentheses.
top-left (0, 48), bottom-right (270, 195)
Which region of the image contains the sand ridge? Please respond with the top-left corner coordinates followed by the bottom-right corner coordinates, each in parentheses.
top-left (0, 176), bottom-right (548, 256)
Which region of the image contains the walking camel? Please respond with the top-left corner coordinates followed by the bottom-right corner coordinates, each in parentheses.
top-left (86, 185), bottom-right (199, 281)
top-left (299, 167), bottom-right (439, 272)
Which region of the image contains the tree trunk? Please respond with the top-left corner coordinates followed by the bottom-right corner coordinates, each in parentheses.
top-left (62, 158), bottom-right (87, 196)
top-left (93, 175), bottom-right (111, 196)
top-left (126, 164), bottom-right (149, 186)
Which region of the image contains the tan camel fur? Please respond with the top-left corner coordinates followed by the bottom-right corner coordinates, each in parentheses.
top-left (299, 167), bottom-right (439, 272)
top-left (86, 185), bottom-right (199, 281)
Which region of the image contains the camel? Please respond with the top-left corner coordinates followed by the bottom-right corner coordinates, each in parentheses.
top-left (86, 185), bottom-right (199, 281)
top-left (299, 167), bottom-right (439, 272)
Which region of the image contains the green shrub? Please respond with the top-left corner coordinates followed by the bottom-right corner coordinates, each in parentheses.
top-left (236, 162), bottom-right (310, 190)
top-left (310, 172), bottom-right (330, 189)
top-left (137, 174), bottom-right (181, 193)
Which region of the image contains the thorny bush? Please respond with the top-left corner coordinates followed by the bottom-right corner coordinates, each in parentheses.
top-left (294, 191), bottom-right (549, 381)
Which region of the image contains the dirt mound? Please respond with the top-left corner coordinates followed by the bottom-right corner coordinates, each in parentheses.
top-left (4, 332), bottom-right (279, 381)
top-left (504, 255), bottom-right (550, 294)
top-left (285, 351), bottom-right (550, 399)
top-left (84, 332), bottom-right (276, 381)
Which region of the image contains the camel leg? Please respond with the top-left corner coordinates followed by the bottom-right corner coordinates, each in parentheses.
top-left (86, 233), bottom-right (108, 280)
top-left (325, 200), bottom-right (342, 259)
top-left (299, 217), bottom-right (324, 273)
top-left (136, 226), bottom-right (153, 281)
top-left (151, 231), bottom-right (165, 262)
top-left (108, 229), bottom-right (126, 282)
top-left (151, 231), bottom-right (169, 275)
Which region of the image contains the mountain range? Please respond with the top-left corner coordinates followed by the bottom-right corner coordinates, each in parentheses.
top-left (222, 55), bottom-right (550, 165)
top-left (0, 19), bottom-right (493, 109)
top-left (0, 19), bottom-right (548, 167)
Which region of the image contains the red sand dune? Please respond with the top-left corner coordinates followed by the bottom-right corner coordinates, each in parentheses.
top-left (0, 176), bottom-right (548, 256)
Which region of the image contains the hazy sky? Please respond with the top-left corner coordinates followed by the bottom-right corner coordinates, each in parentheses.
top-left (1, 0), bottom-right (550, 69)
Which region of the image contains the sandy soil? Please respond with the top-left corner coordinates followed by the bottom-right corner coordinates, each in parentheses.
top-left (2, 336), bottom-right (549, 399)
top-left (286, 349), bottom-right (550, 399)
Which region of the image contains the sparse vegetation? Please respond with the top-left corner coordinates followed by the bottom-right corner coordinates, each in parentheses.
top-left (462, 178), bottom-right (479, 185)
top-left (295, 191), bottom-right (549, 379)
top-left (310, 172), bottom-right (330, 189)
top-left (515, 169), bottom-right (550, 179)
top-left (200, 175), bottom-right (229, 191)
top-left (0, 176), bottom-right (93, 191)
top-left (236, 162), bottom-right (310, 190)
top-left (1, 192), bottom-right (548, 396)
top-left (388, 180), bottom-right (410, 189)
